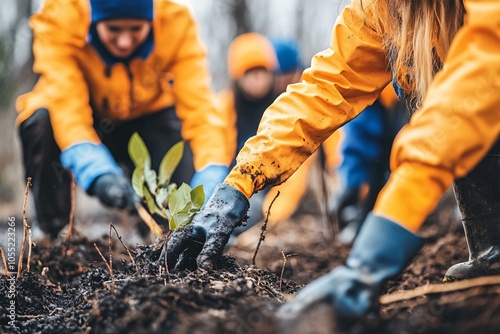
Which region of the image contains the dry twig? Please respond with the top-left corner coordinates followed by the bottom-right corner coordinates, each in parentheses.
top-left (93, 242), bottom-right (113, 278)
top-left (0, 247), bottom-right (10, 276)
top-left (17, 177), bottom-right (32, 278)
top-left (110, 224), bottom-right (140, 276)
top-left (136, 204), bottom-right (163, 237)
top-left (279, 250), bottom-right (297, 291)
top-left (108, 225), bottom-right (114, 278)
top-left (67, 175), bottom-right (76, 238)
top-left (62, 176), bottom-right (77, 258)
top-left (380, 275), bottom-right (500, 305)
top-left (252, 191), bottom-right (280, 266)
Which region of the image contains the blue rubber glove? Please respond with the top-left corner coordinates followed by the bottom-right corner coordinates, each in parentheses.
top-left (167, 183), bottom-right (249, 271)
top-left (277, 214), bottom-right (423, 319)
top-left (60, 142), bottom-right (123, 191)
top-left (190, 165), bottom-right (229, 203)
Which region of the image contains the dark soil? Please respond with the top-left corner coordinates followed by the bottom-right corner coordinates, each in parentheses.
top-left (1, 193), bottom-right (500, 334)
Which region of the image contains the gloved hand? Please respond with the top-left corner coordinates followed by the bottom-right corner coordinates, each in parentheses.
top-left (336, 186), bottom-right (362, 229)
top-left (167, 183), bottom-right (249, 271)
top-left (190, 165), bottom-right (229, 203)
top-left (60, 142), bottom-right (123, 191)
top-left (88, 173), bottom-right (139, 210)
top-left (277, 214), bottom-right (423, 319)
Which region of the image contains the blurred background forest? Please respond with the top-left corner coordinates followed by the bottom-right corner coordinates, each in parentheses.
top-left (0, 0), bottom-right (348, 219)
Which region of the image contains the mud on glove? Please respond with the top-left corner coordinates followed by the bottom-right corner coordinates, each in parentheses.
top-left (167, 183), bottom-right (249, 271)
top-left (88, 173), bottom-right (139, 210)
top-left (190, 165), bottom-right (229, 204)
top-left (277, 214), bottom-right (423, 319)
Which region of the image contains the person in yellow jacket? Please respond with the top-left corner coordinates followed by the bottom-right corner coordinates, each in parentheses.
top-left (334, 84), bottom-right (409, 245)
top-left (168, 0), bottom-right (500, 319)
top-left (218, 35), bottom-right (340, 243)
top-left (216, 33), bottom-right (278, 243)
top-left (17, 0), bottom-right (230, 239)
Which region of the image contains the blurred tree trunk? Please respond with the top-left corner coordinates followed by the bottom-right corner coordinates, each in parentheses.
top-left (231, 0), bottom-right (250, 36)
top-left (0, 0), bottom-right (35, 112)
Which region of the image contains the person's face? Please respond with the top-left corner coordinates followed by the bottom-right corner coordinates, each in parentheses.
top-left (237, 67), bottom-right (274, 100)
top-left (96, 19), bottom-right (151, 58)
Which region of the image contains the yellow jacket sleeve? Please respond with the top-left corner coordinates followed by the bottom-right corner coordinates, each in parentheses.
top-left (374, 0), bottom-right (500, 232)
top-left (16, 0), bottom-right (100, 150)
top-left (168, 9), bottom-right (230, 170)
top-left (225, 0), bottom-right (392, 198)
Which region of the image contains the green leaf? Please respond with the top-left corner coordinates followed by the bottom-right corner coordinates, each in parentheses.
top-left (158, 141), bottom-right (184, 186)
top-left (144, 167), bottom-right (158, 195)
top-left (155, 183), bottom-right (177, 209)
top-left (169, 212), bottom-right (195, 231)
top-left (190, 185), bottom-right (205, 211)
top-left (169, 183), bottom-right (191, 216)
top-left (131, 165), bottom-right (144, 198)
top-left (128, 132), bottom-right (151, 169)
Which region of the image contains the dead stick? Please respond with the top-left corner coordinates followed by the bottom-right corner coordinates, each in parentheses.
top-left (279, 250), bottom-right (297, 291)
top-left (0, 247), bottom-right (10, 276)
top-left (93, 242), bottom-right (113, 278)
top-left (164, 231), bottom-right (172, 276)
top-left (380, 275), bottom-right (500, 305)
top-left (136, 204), bottom-right (163, 237)
top-left (67, 175), bottom-right (76, 238)
top-left (252, 191), bottom-right (280, 266)
top-left (110, 224), bottom-right (140, 276)
top-left (27, 229), bottom-right (33, 272)
top-left (108, 224), bottom-right (114, 278)
top-left (62, 176), bottom-right (76, 258)
top-left (319, 163), bottom-right (338, 243)
top-left (17, 177), bottom-right (32, 278)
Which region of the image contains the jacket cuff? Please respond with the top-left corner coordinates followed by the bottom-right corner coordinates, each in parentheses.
top-left (60, 142), bottom-right (123, 191)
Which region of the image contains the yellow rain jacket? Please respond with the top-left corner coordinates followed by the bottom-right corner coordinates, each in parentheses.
top-left (218, 87), bottom-right (341, 223)
top-left (225, 0), bottom-right (500, 232)
top-left (16, 0), bottom-right (229, 170)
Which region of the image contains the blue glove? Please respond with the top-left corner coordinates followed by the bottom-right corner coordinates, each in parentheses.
top-left (277, 214), bottom-right (423, 319)
top-left (167, 183), bottom-right (249, 271)
top-left (190, 165), bottom-right (229, 202)
top-left (60, 142), bottom-right (123, 191)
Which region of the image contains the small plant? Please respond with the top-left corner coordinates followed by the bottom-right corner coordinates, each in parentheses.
top-left (128, 133), bottom-right (204, 236)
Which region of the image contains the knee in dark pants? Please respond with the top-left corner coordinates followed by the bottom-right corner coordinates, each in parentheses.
top-left (19, 109), bottom-right (72, 238)
top-left (19, 108), bottom-right (53, 142)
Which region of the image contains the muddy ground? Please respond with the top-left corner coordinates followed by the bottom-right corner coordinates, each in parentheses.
top-left (1, 193), bottom-right (500, 334)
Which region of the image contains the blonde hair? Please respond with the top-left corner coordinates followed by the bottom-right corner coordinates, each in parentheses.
top-left (370, 1), bottom-right (465, 109)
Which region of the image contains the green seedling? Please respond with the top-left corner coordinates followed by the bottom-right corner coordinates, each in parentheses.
top-left (128, 133), bottom-right (205, 236)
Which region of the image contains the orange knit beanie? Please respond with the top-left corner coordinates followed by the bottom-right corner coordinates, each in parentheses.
top-left (227, 33), bottom-right (278, 80)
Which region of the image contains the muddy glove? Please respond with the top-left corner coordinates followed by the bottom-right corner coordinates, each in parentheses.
top-left (190, 165), bottom-right (229, 204)
top-left (89, 173), bottom-right (139, 210)
top-left (167, 183), bottom-right (249, 271)
top-left (277, 214), bottom-right (423, 319)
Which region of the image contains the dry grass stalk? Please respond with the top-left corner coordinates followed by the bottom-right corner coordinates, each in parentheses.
top-left (110, 224), bottom-right (140, 276)
top-left (252, 191), bottom-right (280, 266)
top-left (93, 242), bottom-right (114, 279)
top-left (380, 275), bottom-right (500, 304)
top-left (0, 247), bottom-right (10, 276)
top-left (17, 177), bottom-right (32, 278)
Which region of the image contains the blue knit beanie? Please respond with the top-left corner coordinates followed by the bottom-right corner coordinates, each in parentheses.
top-left (270, 38), bottom-right (303, 74)
top-left (90, 0), bottom-right (154, 23)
